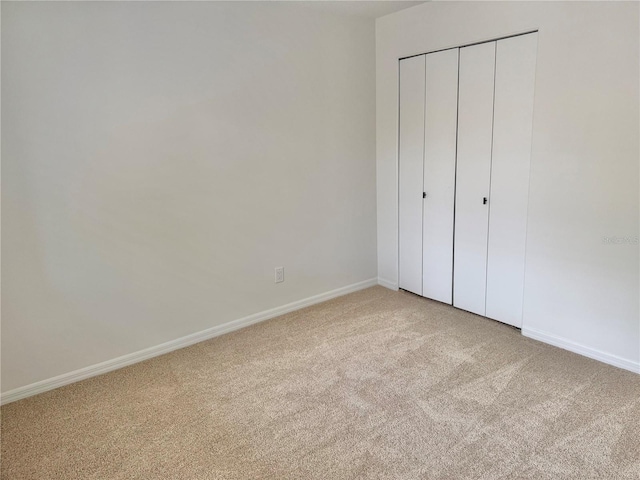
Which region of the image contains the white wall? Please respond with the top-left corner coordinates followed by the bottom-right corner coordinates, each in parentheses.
top-left (377, 2), bottom-right (639, 370)
top-left (1, 1), bottom-right (377, 392)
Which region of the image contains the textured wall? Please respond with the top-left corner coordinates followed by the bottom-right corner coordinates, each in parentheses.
top-left (376, 1), bottom-right (639, 369)
top-left (2, 2), bottom-right (378, 391)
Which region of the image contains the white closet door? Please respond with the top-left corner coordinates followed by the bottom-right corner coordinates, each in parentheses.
top-left (453, 42), bottom-right (496, 315)
top-left (422, 49), bottom-right (458, 304)
top-left (485, 33), bottom-right (538, 328)
top-left (398, 55), bottom-right (425, 295)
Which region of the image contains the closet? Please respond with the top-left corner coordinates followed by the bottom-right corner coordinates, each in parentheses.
top-left (398, 32), bottom-right (537, 328)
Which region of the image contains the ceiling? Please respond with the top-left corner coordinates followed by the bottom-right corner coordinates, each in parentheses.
top-left (279, 1), bottom-right (427, 19)
top-left (11, 0), bottom-right (427, 19)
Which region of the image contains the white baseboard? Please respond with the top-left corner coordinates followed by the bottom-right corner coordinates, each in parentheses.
top-left (1, 277), bottom-right (378, 405)
top-left (377, 277), bottom-right (398, 291)
top-left (522, 327), bottom-right (640, 374)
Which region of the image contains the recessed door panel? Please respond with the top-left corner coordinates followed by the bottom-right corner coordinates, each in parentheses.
top-left (399, 55), bottom-right (426, 295)
top-left (485, 33), bottom-right (538, 328)
top-left (453, 42), bottom-right (496, 315)
top-left (422, 48), bottom-right (459, 304)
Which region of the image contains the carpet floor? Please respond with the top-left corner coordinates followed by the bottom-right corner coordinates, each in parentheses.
top-left (2, 286), bottom-right (639, 479)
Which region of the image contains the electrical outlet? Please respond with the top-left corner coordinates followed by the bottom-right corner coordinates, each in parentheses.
top-left (275, 267), bottom-right (284, 283)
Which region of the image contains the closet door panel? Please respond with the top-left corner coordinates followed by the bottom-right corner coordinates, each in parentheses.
top-left (485, 33), bottom-right (538, 328)
top-left (422, 49), bottom-right (459, 304)
top-left (453, 42), bottom-right (496, 315)
top-left (398, 55), bottom-right (426, 295)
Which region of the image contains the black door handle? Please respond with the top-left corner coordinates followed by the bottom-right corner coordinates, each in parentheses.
top-left (423, 192), bottom-right (427, 199)
top-left (483, 197), bottom-right (488, 205)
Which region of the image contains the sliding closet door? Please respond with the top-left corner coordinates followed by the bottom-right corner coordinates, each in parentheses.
top-left (398, 55), bottom-right (426, 295)
top-left (422, 49), bottom-right (458, 304)
top-left (453, 42), bottom-right (496, 315)
top-left (485, 33), bottom-right (538, 327)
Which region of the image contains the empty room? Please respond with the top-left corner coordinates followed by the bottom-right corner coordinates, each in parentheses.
top-left (1, 1), bottom-right (639, 478)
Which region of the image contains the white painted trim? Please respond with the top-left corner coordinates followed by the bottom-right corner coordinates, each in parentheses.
top-left (377, 277), bottom-right (399, 291)
top-left (522, 327), bottom-right (640, 374)
top-left (1, 278), bottom-right (378, 405)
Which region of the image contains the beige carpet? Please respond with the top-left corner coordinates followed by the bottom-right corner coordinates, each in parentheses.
top-left (2, 286), bottom-right (639, 479)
